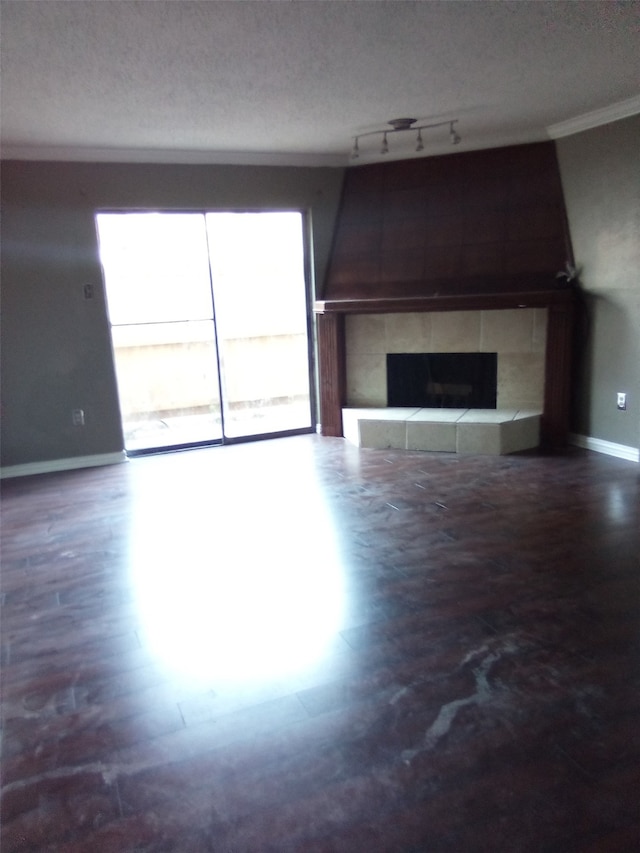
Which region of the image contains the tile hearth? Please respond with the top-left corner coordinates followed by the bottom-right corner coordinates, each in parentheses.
top-left (342, 407), bottom-right (541, 455)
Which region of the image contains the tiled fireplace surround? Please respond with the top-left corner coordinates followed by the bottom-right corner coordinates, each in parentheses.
top-left (340, 307), bottom-right (547, 454)
top-left (315, 291), bottom-right (575, 451)
top-left (345, 307), bottom-right (547, 410)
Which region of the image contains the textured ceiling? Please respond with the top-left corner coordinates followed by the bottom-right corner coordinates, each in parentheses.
top-left (1, 0), bottom-right (639, 166)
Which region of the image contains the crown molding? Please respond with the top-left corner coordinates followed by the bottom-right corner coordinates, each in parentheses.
top-left (3, 99), bottom-right (638, 165)
top-left (547, 95), bottom-right (640, 139)
top-left (0, 144), bottom-right (347, 168)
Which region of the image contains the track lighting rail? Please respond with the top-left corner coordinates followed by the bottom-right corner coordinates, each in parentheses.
top-left (351, 118), bottom-right (460, 158)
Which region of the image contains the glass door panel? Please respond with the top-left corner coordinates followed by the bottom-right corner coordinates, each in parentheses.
top-left (205, 211), bottom-right (313, 439)
top-left (109, 320), bottom-right (221, 451)
top-left (97, 213), bottom-right (223, 452)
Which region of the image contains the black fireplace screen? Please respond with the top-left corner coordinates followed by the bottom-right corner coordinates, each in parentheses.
top-left (386, 353), bottom-right (497, 409)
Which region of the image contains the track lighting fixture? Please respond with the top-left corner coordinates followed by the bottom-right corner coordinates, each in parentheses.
top-left (351, 118), bottom-right (461, 159)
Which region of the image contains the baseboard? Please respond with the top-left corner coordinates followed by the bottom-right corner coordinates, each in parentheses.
top-left (569, 434), bottom-right (639, 463)
top-left (0, 451), bottom-right (128, 479)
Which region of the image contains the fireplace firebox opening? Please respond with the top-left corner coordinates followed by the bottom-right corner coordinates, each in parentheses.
top-left (386, 353), bottom-right (497, 409)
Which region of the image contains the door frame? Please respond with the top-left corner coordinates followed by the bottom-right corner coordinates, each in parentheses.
top-left (95, 207), bottom-right (317, 453)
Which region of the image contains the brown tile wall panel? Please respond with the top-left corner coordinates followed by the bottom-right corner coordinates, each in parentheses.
top-left (325, 255), bottom-right (379, 289)
top-left (425, 175), bottom-right (464, 217)
top-left (460, 158), bottom-right (509, 210)
top-left (425, 216), bottom-right (464, 248)
top-left (461, 244), bottom-right (504, 278)
top-left (380, 220), bottom-right (427, 254)
top-left (422, 246), bottom-right (462, 281)
top-left (504, 240), bottom-right (567, 276)
top-left (506, 206), bottom-right (566, 242)
top-left (323, 141), bottom-right (571, 302)
top-left (383, 188), bottom-right (428, 222)
top-left (340, 192), bottom-right (383, 227)
top-left (379, 250), bottom-right (425, 283)
top-left (462, 209), bottom-right (507, 244)
top-left (506, 149), bottom-right (564, 205)
top-left (383, 157), bottom-right (437, 190)
top-left (332, 230), bottom-right (382, 258)
top-left (343, 161), bottom-right (386, 192)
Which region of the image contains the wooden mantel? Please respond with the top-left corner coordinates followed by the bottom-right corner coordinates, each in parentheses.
top-left (315, 288), bottom-right (572, 315)
top-left (314, 288), bottom-right (576, 448)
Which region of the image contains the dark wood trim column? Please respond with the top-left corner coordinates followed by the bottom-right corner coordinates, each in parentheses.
top-left (542, 296), bottom-right (575, 447)
top-left (316, 313), bottom-right (345, 436)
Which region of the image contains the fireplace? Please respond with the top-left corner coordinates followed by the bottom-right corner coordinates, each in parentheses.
top-left (313, 141), bottom-right (576, 446)
top-left (343, 309), bottom-right (545, 411)
top-left (314, 300), bottom-right (576, 446)
top-left (387, 352), bottom-right (497, 409)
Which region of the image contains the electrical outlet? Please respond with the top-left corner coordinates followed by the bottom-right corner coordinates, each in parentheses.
top-left (617, 392), bottom-right (627, 411)
top-left (72, 408), bottom-right (85, 426)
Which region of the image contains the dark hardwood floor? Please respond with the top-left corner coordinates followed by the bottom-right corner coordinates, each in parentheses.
top-left (1, 435), bottom-right (639, 852)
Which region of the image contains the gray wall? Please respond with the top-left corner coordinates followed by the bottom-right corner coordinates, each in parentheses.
top-left (556, 115), bottom-right (640, 450)
top-left (3, 122), bottom-right (638, 469)
top-left (0, 161), bottom-right (344, 467)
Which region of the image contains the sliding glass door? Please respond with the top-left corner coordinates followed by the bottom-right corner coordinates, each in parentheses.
top-left (96, 210), bottom-right (313, 453)
top-left (205, 212), bottom-right (312, 438)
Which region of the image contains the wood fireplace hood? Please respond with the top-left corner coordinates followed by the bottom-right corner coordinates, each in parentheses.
top-left (314, 141), bottom-right (577, 447)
